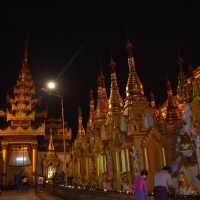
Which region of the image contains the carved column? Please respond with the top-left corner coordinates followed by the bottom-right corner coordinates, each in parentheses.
top-left (143, 147), bottom-right (149, 171)
top-left (2, 144), bottom-right (8, 187)
top-left (114, 150), bottom-right (121, 192)
top-left (32, 144), bottom-right (37, 184)
top-left (162, 147), bottom-right (167, 167)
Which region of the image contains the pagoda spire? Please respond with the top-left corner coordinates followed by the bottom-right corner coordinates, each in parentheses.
top-left (87, 89), bottom-right (95, 129)
top-left (77, 107), bottom-right (85, 138)
top-left (150, 91), bottom-right (159, 119)
top-left (126, 40), bottom-right (144, 98)
top-left (150, 91), bottom-right (156, 108)
top-left (23, 40), bottom-right (29, 66)
top-left (166, 81), bottom-right (179, 123)
top-left (109, 58), bottom-right (123, 113)
top-left (176, 51), bottom-right (185, 102)
top-left (6, 41), bottom-right (38, 127)
top-left (95, 66), bottom-right (108, 121)
top-left (48, 131), bottom-right (55, 151)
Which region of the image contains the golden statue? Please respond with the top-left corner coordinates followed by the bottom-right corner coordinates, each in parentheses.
top-left (178, 171), bottom-right (197, 195)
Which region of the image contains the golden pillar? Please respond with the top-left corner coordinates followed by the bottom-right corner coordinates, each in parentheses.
top-left (2, 144), bottom-right (7, 187)
top-left (125, 149), bottom-right (130, 172)
top-left (85, 157), bottom-right (89, 180)
top-left (96, 155), bottom-right (100, 177)
top-left (125, 149), bottom-right (132, 184)
top-left (32, 144), bottom-right (37, 183)
top-left (114, 150), bottom-right (121, 191)
top-left (162, 147), bottom-right (166, 166)
top-left (143, 147), bottom-right (149, 170)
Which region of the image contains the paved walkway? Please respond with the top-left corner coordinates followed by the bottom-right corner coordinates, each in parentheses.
top-left (0, 190), bottom-right (62, 200)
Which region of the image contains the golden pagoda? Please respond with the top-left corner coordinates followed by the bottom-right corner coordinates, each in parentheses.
top-left (0, 44), bottom-right (45, 187)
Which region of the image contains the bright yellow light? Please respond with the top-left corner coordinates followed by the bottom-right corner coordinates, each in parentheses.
top-left (47, 81), bottom-right (56, 90)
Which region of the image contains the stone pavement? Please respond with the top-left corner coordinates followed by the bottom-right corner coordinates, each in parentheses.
top-left (0, 190), bottom-right (62, 200)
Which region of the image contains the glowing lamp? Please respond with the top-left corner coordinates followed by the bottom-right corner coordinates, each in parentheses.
top-left (47, 81), bottom-right (56, 90)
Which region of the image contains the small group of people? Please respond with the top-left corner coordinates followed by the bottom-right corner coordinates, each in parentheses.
top-left (133, 166), bottom-right (174, 200)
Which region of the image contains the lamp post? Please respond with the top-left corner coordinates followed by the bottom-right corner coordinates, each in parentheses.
top-left (44, 81), bottom-right (66, 177)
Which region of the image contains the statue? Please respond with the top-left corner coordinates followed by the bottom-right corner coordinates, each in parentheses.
top-left (178, 171), bottom-right (197, 195)
top-left (174, 100), bottom-right (200, 193)
top-left (121, 172), bottom-right (131, 193)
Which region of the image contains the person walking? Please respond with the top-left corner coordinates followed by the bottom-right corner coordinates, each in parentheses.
top-left (154, 166), bottom-right (173, 200)
top-left (133, 170), bottom-right (149, 200)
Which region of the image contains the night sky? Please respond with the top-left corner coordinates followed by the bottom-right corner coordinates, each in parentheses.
top-left (0, 3), bottom-right (200, 135)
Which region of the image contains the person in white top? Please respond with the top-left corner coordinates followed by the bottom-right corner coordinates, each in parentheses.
top-left (37, 175), bottom-right (44, 192)
top-left (154, 166), bottom-right (173, 200)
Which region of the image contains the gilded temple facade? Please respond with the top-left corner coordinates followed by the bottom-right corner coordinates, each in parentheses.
top-left (72, 42), bottom-right (200, 193)
top-left (0, 45), bottom-right (72, 187)
top-left (73, 41), bottom-right (170, 191)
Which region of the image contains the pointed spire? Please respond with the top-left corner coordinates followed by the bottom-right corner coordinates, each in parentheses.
top-left (150, 91), bottom-right (159, 119)
top-left (23, 40), bottom-right (29, 66)
top-left (109, 57), bottom-right (123, 113)
top-left (18, 40), bottom-right (33, 84)
top-left (95, 66), bottom-right (108, 121)
top-left (87, 89), bottom-right (95, 129)
top-left (7, 41), bottom-right (36, 119)
top-left (176, 49), bottom-right (185, 102)
top-left (48, 131), bottom-right (55, 151)
top-left (166, 81), bottom-right (179, 123)
top-left (77, 107), bottom-right (85, 137)
top-left (150, 91), bottom-right (156, 108)
top-left (167, 80), bottom-right (173, 97)
top-left (126, 40), bottom-right (144, 98)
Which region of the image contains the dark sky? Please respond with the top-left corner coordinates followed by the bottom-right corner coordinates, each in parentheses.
top-left (0, 3), bottom-right (200, 135)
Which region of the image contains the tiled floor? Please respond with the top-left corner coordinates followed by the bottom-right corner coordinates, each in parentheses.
top-left (0, 190), bottom-right (62, 200)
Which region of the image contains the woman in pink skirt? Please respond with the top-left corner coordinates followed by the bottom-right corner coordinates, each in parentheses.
top-left (133, 170), bottom-right (149, 200)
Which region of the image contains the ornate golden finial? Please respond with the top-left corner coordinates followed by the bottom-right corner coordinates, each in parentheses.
top-left (110, 57), bottom-right (117, 73)
top-left (167, 80), bottom-right (173, 96)
top-left (176, 50), bottom-right (185, 102)
top-left (98, 65), bottom-right (106, 88)
top-left (95, 66), bottom-right (108, 122)
top-left (167, 80), bottom-right (174, 109)
top-left (87, 89), bottom-right (95, 129)
top-left (166, 80), bottom-right (179, 123)
top-left (48, 132), bottom-right (55, 151)
top-left (126, 41), bottom-right (144, 98)
top-left (23, 40), bottom-right (29, 66)
top-left (109, 57), bottom-right (123, 113)
top-left (127, 40), bottom-right (134, 58)
top-left (150, 91), bottom-right (156, 108)
top-left (78, 107), bottom-right (85, 137)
